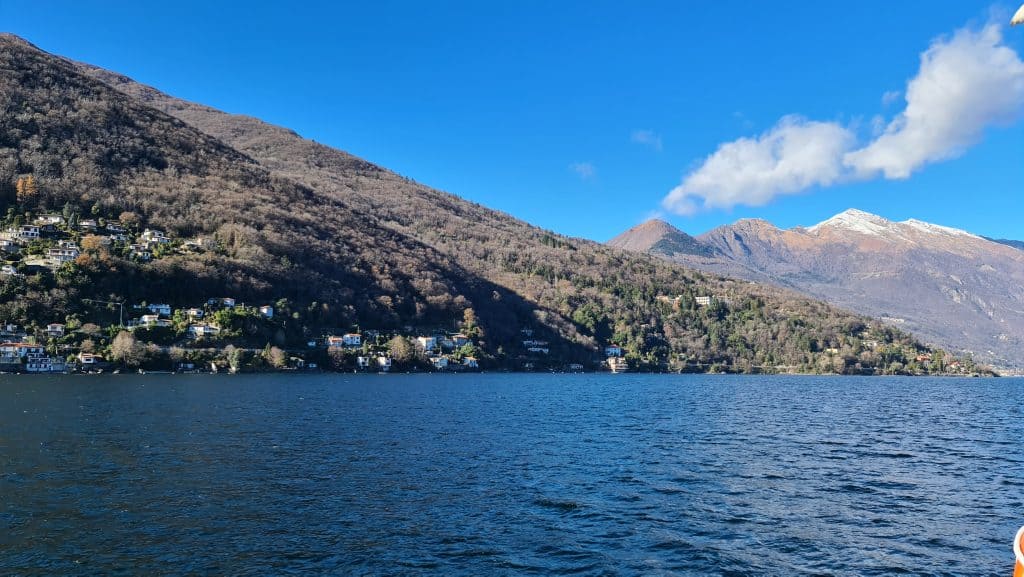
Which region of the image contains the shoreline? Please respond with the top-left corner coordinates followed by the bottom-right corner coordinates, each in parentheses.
top-left (0, 370), bottom-right (1001, 378)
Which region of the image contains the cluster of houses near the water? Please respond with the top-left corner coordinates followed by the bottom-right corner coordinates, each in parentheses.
top-left (0, 289), bottom-right (495, 373)
top-left (0, 293), bottom-right (635, 373)
top-left (409, 333), bottom-right (479, 370)
top-left (0, 323), bottom-right (101, 373)
top-left (1, 211), bottom-right (677, 374)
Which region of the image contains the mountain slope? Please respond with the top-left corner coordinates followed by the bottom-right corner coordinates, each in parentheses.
top-left (0, 33), bottom-right (970, 373)
top-left (0, 33), bottom-right (516, 335)
top-left (615, 208), bottom-right (1024, 369)
top-left (608, 219), bottom-right (713, 257)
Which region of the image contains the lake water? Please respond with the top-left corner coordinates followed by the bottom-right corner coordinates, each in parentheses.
top-left (1, 374), bottom-right (1022, 575)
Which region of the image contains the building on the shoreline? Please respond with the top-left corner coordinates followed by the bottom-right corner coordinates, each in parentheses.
top-left (607, 357), bottom-right (628, 373)
top-left (77, 352), bottom-right (103, 365)
top-left (604, 345), bottom-right (623, 357)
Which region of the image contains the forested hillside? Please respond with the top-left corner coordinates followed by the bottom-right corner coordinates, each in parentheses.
top-left (0, 33), bottom-right (981, 373)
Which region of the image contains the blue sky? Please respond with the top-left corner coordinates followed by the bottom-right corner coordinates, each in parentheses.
top-left (3, 1), bottom-right (1023, 241)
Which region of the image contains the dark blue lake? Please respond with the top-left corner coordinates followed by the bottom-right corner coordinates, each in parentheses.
top-left (1, 374), bottom-right (1022, 575)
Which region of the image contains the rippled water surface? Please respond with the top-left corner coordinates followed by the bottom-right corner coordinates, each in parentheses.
top-left (1, 374), bottom-right (1022, 575)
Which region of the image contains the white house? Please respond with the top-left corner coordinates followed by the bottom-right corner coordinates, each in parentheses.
top-left (416, 336), bottom-right (437, 352)
top-left (342, 333), bottom-right (362, 347)
top-left (14, 225), bottom-right (39, 240)
top-left (187, 324), bottom-right (220, 339)
top-left (695, 296), bottom-right (713, 306)
top-left (129, 244), bottom-right (151, 260)
top-left (0, 264), bottom-right (18, 276)
top-left (45, 323), bottom-right (65, 338)
top-left (78, 219), bottom-right (98, 231)
top-left (463, 357), bottom-right (478, 369)
top-left (0, 239), bottom-right (20, 253)
top-left (25, 353), bottom-right (54, 373)
top-left (452, 334), bottom-right (470, 347)
top-left (431, 356), bottom-right (449, 370)
top-left (141, 229), bottom-right (170, 244)
top-left (185, 308), bottom-right (204, 319)
top-left (147, 304), bottom-right (172, 316)
top-left (48, 246), bottom-right (80, 263)
top-left (77, 352), bottom-right (102, 365)
top-left (0, 342), bottom-right (43, 358)
top-left (604, 345), bottom-right (624, 357)
top-left (607, 357), bottom-right (628, 373)
top-left (34, 214), bottom-right (64, 225)
top-left (326, 336), bottom-right (345, 348)
top-left (259, 305), bottom-right (274, 318)
top-left (221, 297), bottom-right (236, 308)
top-left (357, 356), bottom-right (371, 369)
top-left (138, 314), bottom-right (171, 328)
top-left (105, 223), bottom-right (125, 233)
top-left (108, 233), bottom-right (129, 242)
top-left (377, 356), bottom-right (392, 372)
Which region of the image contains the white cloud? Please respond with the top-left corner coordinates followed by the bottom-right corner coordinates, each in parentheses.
top-left (662, 116), bottom-right (854, 215)
top-left (569, 162), bottom-right (596, 180)
top-left (845, 24), bottom-right (1024, 179)
top-left (881, 90), bottom-right (902, 107)
top-left (662, 22), bottom-right (1024, 215)
top-left (631, 129), bottom-right (663, 151)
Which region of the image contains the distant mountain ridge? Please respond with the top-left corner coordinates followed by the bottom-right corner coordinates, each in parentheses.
top-left (986, 237), bottom-right (1024, 251)
top-left (611, 209), bottom-right (1024, 369)
top-left (608, 219), bottom-right (713, 257)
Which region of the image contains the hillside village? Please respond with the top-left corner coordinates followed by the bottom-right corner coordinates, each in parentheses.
top-left (0, 197), bottom-right (989, 375)
top-left (0, 196), bottom-right (482, 373)
top-left (1, 198), bottom-right (626, 374)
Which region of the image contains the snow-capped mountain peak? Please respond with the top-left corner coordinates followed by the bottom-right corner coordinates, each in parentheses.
top-left (806, 208), bottom-right (892, 236)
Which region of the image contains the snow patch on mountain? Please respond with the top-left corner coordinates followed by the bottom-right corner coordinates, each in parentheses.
top-left (806, 209), bottom-right (892, 236)
top-left (901, 219), bottom-right (981, 239)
